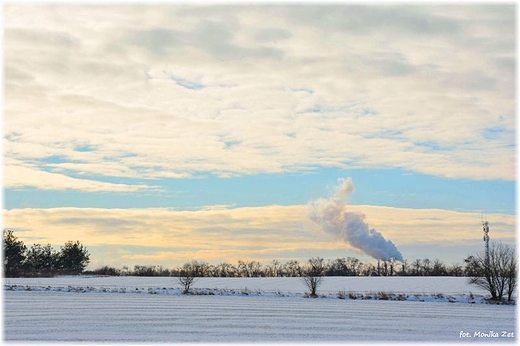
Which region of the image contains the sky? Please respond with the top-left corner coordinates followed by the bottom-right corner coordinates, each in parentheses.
top-left (3, 3), bottom-right (516, 269)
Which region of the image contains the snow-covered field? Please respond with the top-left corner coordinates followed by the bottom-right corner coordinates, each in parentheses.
top-left (4, 276), bottom-right (516, 342)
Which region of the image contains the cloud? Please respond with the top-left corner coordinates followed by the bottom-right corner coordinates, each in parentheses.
top-left (3, 4), bottom-right (515, 192)
top-left (4, 204), bottom-right (515, 267)
top-left (129, 28), bottom-right (181, 56)
top-left (282, 5), bottom-right (463, 36)
top-left (5, 160), bottom-right (157, 192)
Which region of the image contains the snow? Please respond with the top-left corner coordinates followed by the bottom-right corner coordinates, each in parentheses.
top-left (3, 276), bottom-right (516, 342)
top-left (2, 275), bottom-right (491, 295)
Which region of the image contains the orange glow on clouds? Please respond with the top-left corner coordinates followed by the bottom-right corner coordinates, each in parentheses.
top-left (4, 205), bottom-right (514, 268)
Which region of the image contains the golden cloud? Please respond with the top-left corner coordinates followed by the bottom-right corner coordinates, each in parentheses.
top-left (4, 205), bottom-right (515, 267)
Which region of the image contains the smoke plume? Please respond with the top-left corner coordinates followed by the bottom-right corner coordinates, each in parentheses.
top-left (308, 178), bottom-right (403, 262)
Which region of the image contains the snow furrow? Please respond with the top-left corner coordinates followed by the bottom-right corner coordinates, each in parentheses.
top-left (4, 291), bottom-right (515, 342)
top-left (4, 276), bottom-right (516, 342)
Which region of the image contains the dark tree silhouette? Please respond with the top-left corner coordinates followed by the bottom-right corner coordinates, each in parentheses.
top-left (24, 243), bottom-right (59, 276)
top-left (3, 230), bottom-right (27, 277)
top-left (59, 240), bottom-right (90, 274)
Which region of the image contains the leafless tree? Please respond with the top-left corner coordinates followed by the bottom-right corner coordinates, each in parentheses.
top-left (266, 260), bottom-right (283, 277)
top-left (283, 260), bottom-right (302, 277)
top-left (178, 261), bottom-right (198, 294)
top-left (410, 259), bottom-right (422, 276)
top-left (302, 257), bottom-right (326, 298)
top-left (237, 260), bottom-right (250, 277)
top-left (237, 260), bottom-right (263, 277)
top-left (431, 259), bottom-right (448, 276)
top-left (216, 262), bottom-right (237, 277)
top-left (467, 242), bottom-right (516, 301)
top-left (506, 249), bottom-right (517, 301)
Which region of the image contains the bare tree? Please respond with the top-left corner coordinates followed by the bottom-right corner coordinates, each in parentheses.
top-left (302, 257), bottom-right (326, 298)
top-left (247, 260), bottom-right (263, 277)
top-left (506, 248), bottom-right (517, 301)
top-left (410, 259), bottom-right (421, 276)
top-left (237, 260), bottom-right (263, 277)
top-left (346, 257), bottom-right (362, 276)
top-left (431, 259), bottom-right (447, 276)
top-left (284, 260), bottom-right (302, 277)
top-left (237, 260), bottom-right (248, 277)
top-left (447, 263), bottom-right (464, 277)
top-left (216, 262), bottom-right (237, 277)
top-left (178, 261), bottom-right (198, 294)
top-left (266, 260), bottom-right (283, 277)
top-left (421, 258), bottom-right (432, 276)
top-left (467, 242), bottom-right (516, 301)
top-left (327, 258), bottom-right (347, 276)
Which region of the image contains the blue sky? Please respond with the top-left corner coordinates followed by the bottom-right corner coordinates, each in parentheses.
top-left (3, 3), bottom-right (516, 268)
top-left (5, 167), bottom-right (515, 214)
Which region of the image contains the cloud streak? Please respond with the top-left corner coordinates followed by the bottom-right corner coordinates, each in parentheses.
top-left (5, 160), bottom-right (157, 192)
top-left (4, 204), bottom-right (515, 267)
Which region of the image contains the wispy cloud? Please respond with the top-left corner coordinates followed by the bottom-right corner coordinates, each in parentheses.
top-left (5, 160), bottom-right (157, 192)
top-left (3, 4), bottom-right (515, 192)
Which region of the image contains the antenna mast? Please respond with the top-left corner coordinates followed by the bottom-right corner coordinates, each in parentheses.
top-left (482, 216), bottom-right (490, 268)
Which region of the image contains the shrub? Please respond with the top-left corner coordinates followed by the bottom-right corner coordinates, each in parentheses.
top-left (378, 292), bottom-right (389, 300)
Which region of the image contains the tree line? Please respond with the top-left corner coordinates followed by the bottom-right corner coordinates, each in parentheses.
top-left (3, 230), bottom-right (90, 277)
top-left (176, 248), bottom-right (516, 302)
top-left (3, 229), bottom-right (516, 301)
top-left (88, 256), bottom-right (479, 278)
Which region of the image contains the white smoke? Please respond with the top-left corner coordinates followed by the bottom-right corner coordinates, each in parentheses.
top-left (308, 178), bottom-right (403, 262)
